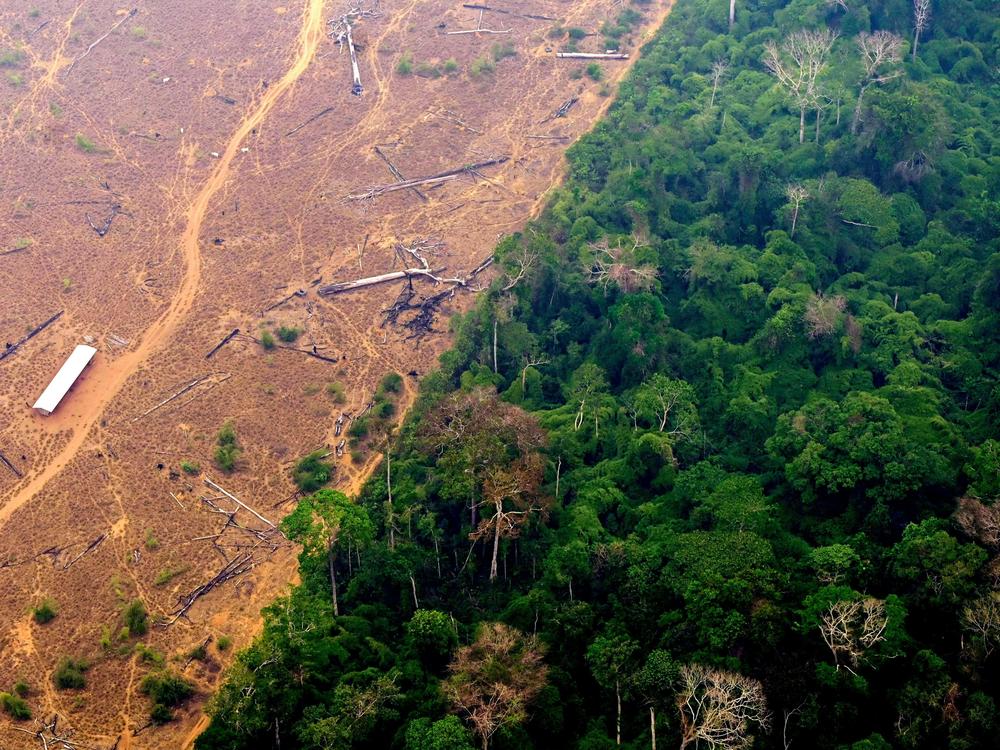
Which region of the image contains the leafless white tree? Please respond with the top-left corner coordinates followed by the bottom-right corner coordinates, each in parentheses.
top-left (819, 598), bottom-right (888, 672)
top-left (764, 29), bottom-right (838, 143)
top-left (588, 236), bottom-right (658, 294)
top-left (803, 292), bottom-right (847, 338)
top-left (676, 664), bottom-right (770, 750)
top-left (962, 593), bottom-right (1000, 658)
top-left (710, 59), bottom-right (729, 107)
top-left (853, 31), bottom-right (903, 134)
top-left (729, 0), bottom-right (736, 32)
top-left (785, 183), bottom-right (810, 238)
top-left (912, 0), bottom-right (931, 61)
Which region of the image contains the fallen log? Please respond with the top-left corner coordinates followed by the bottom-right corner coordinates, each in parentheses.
top-left (0, 310), bottom-right (63, 363)
top-left (556, 52), bottom-right (629, 59)
top-left (318, 267), bottom-right (443, 295)
top-left (204, 477), bottom-right (278, 529)
top-left (205, 329), bottom-right (241, 359)
top-left (131, 373), bottom-right (230, 421)
top-left (285, 106), bottom-right (334, 137)
top-left (461, 3), bottom-right (555, 20)
top-left (0, 450), bottom-right (23, 478)
top-left (345, 156), bottom-right (508, 201)
top-left (66, 8), bottom-right (137, 74)
top-left (62, 533), bottom-right (106, 570)
top-left (373, 146), bottom-right (427, 201)
top-left (163, 552), bottom-right (255, 626)
top-left (261, 289), bottom-right (307, 315)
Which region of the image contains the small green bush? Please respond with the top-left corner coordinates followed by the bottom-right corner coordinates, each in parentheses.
top-left (396, 51), bottom-right (413, 75)
top-left (131, 26), bottom-right (147, 39)
top-left (49, 101), bottom-right (62, 117)
top-left (379, 371), bottom-right (404, 394)
top-left (135, 643), bottom-right (164, 666)
top-left (144, 529), bottom-right (159, 550)
top-left (123, 599), bottom-right (148, 637)
top-left (348, 418), bottom-right (370, 439)
top-left (13, 681), bottom-right (29, 698)
top-left (470, 55), bottom-right (495, 78)
top-left (443, 58), bottom-right (459, 74)
top-left (214, 421), bottom-right (241, 473)
top-left (547, 25), bottom-right (565, 39)
top-left (491, 42), bottom-right (516, 62)
top-left (75, 133), bottom-right (96, 152)
top-left (569, 67), bottom-right (584, 80)
top-left (32, 598), bottom-right (57, 624)
top-left (154, 567), bottom-right (186, 586)
top-left (179, 460), bottom-right (200, 475)
top-left (293, 451), bottom-right (332, 493)
top-left (276, 326), bottom-right (300, 343)
top-left (14, 237), bottom-right (32, 249)
top-left (326, 381), bottom-right (347, 404)
top-left (216, 635), bottom-right (232, 651)
top-left (0, 692), bottom-right (30, 720)
top-left (567, 27), bottom-right (587, 40)
top-left (0, 49), bottom-right (23, 67)
top-left (7, 72), bottom-right (24, 87)
top-left (414, 61), bottom-right (441, 78)
top-left (260, 330), bottom-right (276, 350)
top-left (586, 63), bottom-right (603, 81)
top-left (54, 658), bottom-right (88, 690)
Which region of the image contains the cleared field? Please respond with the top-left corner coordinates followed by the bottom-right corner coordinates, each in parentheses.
top-left (0, 0), bottom-right (670, 745)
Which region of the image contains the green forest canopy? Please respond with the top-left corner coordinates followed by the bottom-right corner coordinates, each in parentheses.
top-left (198, 0), bottom-right (999, 748)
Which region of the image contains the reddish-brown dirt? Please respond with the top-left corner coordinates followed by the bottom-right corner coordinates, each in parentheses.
top-left (0, 0), bottom-right (671, 746)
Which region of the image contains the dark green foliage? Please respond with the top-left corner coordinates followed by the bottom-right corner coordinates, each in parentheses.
top-left (276, 326), bottom-right (300, 343)
top-left (32, 598), bottom-right (56, 624)
top-left (0, 692), bottom-right (30, 720)
top-left (260, 330), bottom-right (276, 350)
top-left (293, 451), bottom-right (332, 493)
top-left (214, 421), bottom-right (241, 473)
top-left (123, 599), bottom-right (148, 637)
top-left (142, 671), bottom-right (195, 723)
top-left (53, 658), bottom-right (88, 690)
top-left (200, 0), bottom-right (1000, 748)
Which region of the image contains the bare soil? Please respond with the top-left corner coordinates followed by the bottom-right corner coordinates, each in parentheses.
top-left (0, 0), bottom-right (671, 745)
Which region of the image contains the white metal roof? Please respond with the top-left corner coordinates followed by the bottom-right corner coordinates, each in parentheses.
top-left (32, 344), bottom-right (97, 414)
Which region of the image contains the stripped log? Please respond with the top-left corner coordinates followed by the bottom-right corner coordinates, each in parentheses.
top-left (345, 156), bottom-right (508, 201)
top-left (556, 52), bottom-right (629, 59)
top-left (131, 373), bottom-right (230, 421)
top-left (204, 477), bottom-right (278, 529)
top-left (0, 310), bottom-right (63, 363)
top-left (261, 288), bottom-right (306, 315)
top-left (319, 267), bottom-right (443, 295)
top-left (205, 329), bottom-right (241, 358)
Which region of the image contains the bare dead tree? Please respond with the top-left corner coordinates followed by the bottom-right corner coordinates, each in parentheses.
top-left (588, 236), bottom-right (658, 294)
top-left (729, 0), bottom-right (736, 31)
top-left (677, 665), bottom-right (770, 750)
top-left (962, 593), bottom-right (1000, 659)
top-left (803, 292), bottom-right (846, 338)
top-left (912, 0), bottom-right (931, 61)
top-left (819, 598), bottom-right (889, 672)
top-left (501, 245), bottom-right (537, 291)
top-left (785, 183), bottom-right (810, 238)
top-left (764, 29), bottom-right (838, 144)
top-left (853, 31), bottom-right (903, 134)
top-left (710, 59), bottom-right (728, 107)
top-left (954, 496), bottom-right (1000, 551)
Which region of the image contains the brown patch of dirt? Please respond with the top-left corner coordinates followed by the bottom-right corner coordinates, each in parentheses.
top-left (0, 0), bottom-right (673, 746)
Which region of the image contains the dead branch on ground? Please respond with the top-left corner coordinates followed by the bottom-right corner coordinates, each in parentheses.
top-left (162, 552), bottom-right (256, 626)
top-left (85, 203), bottom-right (127, 238)
top-left (445, 8), bottom-right (511, 34)
top-left (261, 288), bottom-right (307, 315)
top-left (286, 106), bottom-right (335, 137)
top-left (1, 310), bottom-right (63, 363)
top-left (428, 108), bottom-right (483, 134)
top-left (374, 146), bottom-right (428, 201)
top-left (62, 533), bottom-right (107, 570)
top-left (131, 373), bottom-right (231, 422)
top-left (345, 156), bottom-right (508, 201)
top-left (66, 8), bottom-right (137, 74)
top-left (329, 1), bottom-right (382, 95)
top-left (204, 478), bottom-right (278, 529)
top-left (541, 97), bottom-right (578, 123)
top-left (461, 3), bottom-right (554, 21)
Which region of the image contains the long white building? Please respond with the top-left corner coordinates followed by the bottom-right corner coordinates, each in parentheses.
top-left (32, 344), bottom-right (97, 416)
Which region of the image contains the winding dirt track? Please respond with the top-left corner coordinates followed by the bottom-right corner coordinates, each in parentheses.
top-left (0, 0), bottom-right (326, 528)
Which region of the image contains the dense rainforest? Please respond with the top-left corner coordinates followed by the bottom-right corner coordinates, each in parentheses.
top-left (197, 0), bottom-right (1000, 747)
